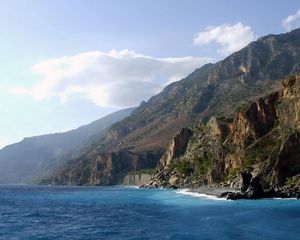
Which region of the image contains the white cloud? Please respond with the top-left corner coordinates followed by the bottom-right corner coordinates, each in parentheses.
top-left (282, 9), bottom-right (300, 31)
top-left (12, 50), bottom-right (212, 107)
top-left (193, 22), bottom-right (256, 55)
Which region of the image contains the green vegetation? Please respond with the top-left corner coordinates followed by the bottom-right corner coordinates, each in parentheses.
top-left (128, 168), bottom-right (156, 175)
top-left (274, 118), bottom-right (280, 128)
top-left (227, 167), bottom-right (240, 180)
top-left (243, 133), bottom-right (281, 167)
top-left (174, 160), bottom-right (194, 175)
top-left (285, 177), bottom-right (296, 185)
top-left (193, 152), bottom-right (212, 175)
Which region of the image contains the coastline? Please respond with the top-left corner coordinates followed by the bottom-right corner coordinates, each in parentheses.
top-left (175, 186), bottom-right (236, 200)
top-left (189, 186), bottom-right (236, 197)
top-left (176, 186), bottom-right (299, 200)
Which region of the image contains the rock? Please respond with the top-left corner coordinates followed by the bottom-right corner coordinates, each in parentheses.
top-left (123, 173), bottom-right (152, 186)
top-left (263, 188), bottom-right (276, 198)
top-left (241, 169), bottom-right (252, 193)
top-left (157, 128), bottom-right (193, 171)
top-left (226, 192), bottom-right (243, 200)
top-left (168, 175), bottom-right (179, 185)
top-left (220, 191), bottom-right (232, 198)
top-left (245, 177), bottom-right (265, 199)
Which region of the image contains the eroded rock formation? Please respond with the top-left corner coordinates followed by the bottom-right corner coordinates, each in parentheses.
top-left (143, 73), bottom-right (300, 198)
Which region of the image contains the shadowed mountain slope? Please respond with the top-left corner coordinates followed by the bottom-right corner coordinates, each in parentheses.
top-left (0, 107), bottom-right (134, 183)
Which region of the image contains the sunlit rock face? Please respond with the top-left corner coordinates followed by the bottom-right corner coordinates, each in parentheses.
top-left (145, 73), bottom-right (300, 198)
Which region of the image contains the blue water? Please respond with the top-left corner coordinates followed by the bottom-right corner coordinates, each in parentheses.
top-left (0, 186), bottom-right (299, 240)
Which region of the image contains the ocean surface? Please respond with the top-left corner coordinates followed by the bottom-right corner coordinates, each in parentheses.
top-left (0, 185), bottom-right (299, 240)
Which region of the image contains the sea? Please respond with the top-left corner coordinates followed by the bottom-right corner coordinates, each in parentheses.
top-left (0, 185), bottom-right (299, 240)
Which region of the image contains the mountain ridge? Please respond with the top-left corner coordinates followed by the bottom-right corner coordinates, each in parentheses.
top-left (45, 28), bottom-right (300, 186)
top-left (0, 107), bottom-right (134, 183)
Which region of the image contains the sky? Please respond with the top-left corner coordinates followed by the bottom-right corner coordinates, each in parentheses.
top-left (0, 0), bottom-right (300, 148)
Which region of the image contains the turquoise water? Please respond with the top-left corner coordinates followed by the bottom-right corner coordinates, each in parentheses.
top-left (0, 185), bottom-right (299, 239)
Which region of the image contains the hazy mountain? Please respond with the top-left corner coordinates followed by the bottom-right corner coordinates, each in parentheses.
top-left (46, 28), bottom-right (300, 185)
top-left (0, 107), bottom-right (134, 183)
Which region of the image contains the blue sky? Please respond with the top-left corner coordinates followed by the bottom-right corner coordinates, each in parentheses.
top-left (0, 0), bottom-right (300, 148)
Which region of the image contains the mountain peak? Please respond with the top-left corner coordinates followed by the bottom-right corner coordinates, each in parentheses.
top-left (44, 29), bottom-right (300, 186)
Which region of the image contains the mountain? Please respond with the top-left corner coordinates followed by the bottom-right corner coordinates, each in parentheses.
top-left (0, 107), bottom-right (134, 183)
top-left (144, 73), bottom-right (300, 199)
top-left (45, 28), bottom-right (300, 186)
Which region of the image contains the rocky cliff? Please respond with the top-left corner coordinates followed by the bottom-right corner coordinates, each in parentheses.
top-left (44, 150), bottom-right (160, 185)
top-left (123, 173), bottom-right (152, 186)
top-left (44, 28), bottom-right (300, 186)
top-left (143, 73), bottom-right (300, 198)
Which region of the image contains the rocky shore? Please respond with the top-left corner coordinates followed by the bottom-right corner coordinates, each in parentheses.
top-left (142, 169), bottom-right (300, 200)
top-left (189, 185), bottom-right (300, 200)
top-left (188, 186), bottom-right (235, 198)
top-left (216, 169), bottom-right (300, 200)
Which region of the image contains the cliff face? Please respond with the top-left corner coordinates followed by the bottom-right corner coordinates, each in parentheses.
top-left (45, 150), bottom-right (160, 185)
top-left (144, 73), bottom-right (300, 196)
top-left (123, 173), bottom-right (152, 186)
top-left (47, 151), bottom-right (132, 185)
top-left (45, 28), bottom-right (300, 186)
top-left (157, 128), bottom-right (193, 171)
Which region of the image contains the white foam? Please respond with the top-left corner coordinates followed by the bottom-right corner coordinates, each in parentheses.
top-left (121, 185), bottom-right (140, 189)
top-left (176, 189), bottom-right (299, 201)
top-left (176, 188), bottom-right (227, 201)
top-left (273, 197), bottom-right (298, 200)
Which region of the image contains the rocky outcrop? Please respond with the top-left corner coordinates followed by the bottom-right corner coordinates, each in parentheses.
top-left (143, 117), bottom-right (229, 188)
top-left (157, 128), bottom-right (193, 171)
top-left (143, 73), bottom-right (300, 198)
top-left (241, 170), bottom-right (252, 193)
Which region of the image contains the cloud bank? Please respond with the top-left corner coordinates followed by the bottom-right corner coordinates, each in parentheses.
top-left (193, 22), bottom-right (256, 55)
top-left (13, 50), bottom-right (211, 107)
top-left (282, 9), bottom-right (300, 31)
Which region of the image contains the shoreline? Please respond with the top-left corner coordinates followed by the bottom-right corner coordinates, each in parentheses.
top-left (175, 188), bottom-right (225, 200)
top-left (188, 186), bottom-right (236, 198)
top-left (176, 186), bottom-right (299, 200)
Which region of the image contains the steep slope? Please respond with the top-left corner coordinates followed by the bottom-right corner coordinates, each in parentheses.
top-left (145, 73), bottom-right (300, 198)
top-left (0, 108), bottom-right (134, 183)
top-left (46, 28), bottom-right (300, 186)
top-left (102, 28), bottom-right (300, 153)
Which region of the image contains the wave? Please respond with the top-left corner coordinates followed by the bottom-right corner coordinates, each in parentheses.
top-left (121, 185), bottom-right (140, 189)
top-left (176, 189), bottom-right (227, 201)
top-left (177, 189), bottom-right (299, 201)
top-left (273, 197), bottom-right (298, 200)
